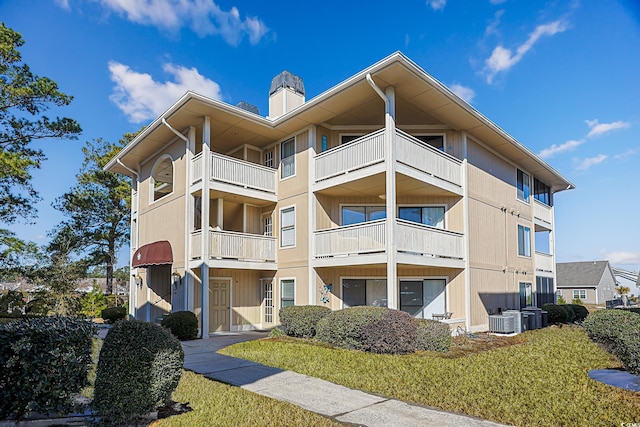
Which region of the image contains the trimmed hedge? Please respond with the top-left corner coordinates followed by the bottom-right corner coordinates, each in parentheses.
top-left (93, 320), bottom-right (184, 426)
top-left (568, 304), bottom-right (589, 322)
top-left (316, 307), bottom-right (417, 354)
top-left (561, 304), bottom-right (576, 323)
top-left (583, 309), bottom-right (640, 375)
top-left (162, 311), bottom-right (198, 340)
top-left (542, 304), bottom-right (568, 324)
top-left (0, 316), bottom-right (95, 420)
top-left (279, 305), bottom-right (332, 338)
top-left (416, 319), bottom-right (452, 352)
top-left (101, 306), bottom-right (126, 324)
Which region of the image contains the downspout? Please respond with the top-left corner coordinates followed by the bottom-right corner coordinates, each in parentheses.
top-left (162, 118), bottom-right (189, 142)
top-left (366, 74), bottom-right (388, 106)
top-left (116, 159), bottom-right (139, 178)
top-left (117, 158), bottom-right (139, 318)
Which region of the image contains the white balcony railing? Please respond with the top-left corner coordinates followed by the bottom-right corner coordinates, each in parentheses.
top-left (315, 129), bottom-right (386, 182)
top-left (396, 219), bottom-right (464, 260)
top-left (210, 229), bottom-right (276, 262)
top-left (314, 220), bottom-right (386, 258)
top-left (395, 129), bottom-right (462, 187)
top-left (534, 200), bottom-right (553, 227)
top-left (190, 229), bottom-right (276, 262)
top-left (191, 152), bottom-right (276, 195)
top-left (535, 251), bottom-right (554, 273)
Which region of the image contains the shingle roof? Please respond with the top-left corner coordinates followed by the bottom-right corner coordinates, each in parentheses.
top-left (556, 261), bottom-right (610, 288)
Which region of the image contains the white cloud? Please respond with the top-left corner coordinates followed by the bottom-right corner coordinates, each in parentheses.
top-left (98, 0), bottom-right (268, 45)
top-left (538, 139), bottom-right (583, 159)
top-left (575, 154), bottom-right (607, 171)
top-left (585, 119), bottom-right (631, 138)
top-left (606, 251), bottom-right (640, 265)
top-left (485, 10), bottom-right (504, 36)
top-left (449, 83), bottom-right (475, 103)
top-left (54, 0), bottom-right (70, 10)
top-left (614, 148), bottom-right (639, 159)
top-left (485, 20), bottom-right (567, 83)
top-left (109, 61), bottom-right (222, 123)
top-left (427, 0), bottom-right (447, 11)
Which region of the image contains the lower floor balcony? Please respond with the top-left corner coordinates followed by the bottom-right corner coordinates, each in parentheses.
top-left (313, 219), bottom-right (465, 268)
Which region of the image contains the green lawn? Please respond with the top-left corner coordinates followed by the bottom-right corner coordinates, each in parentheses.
top-left (221, 326), bottom-right (640, 427)
top-left (158, 371), bottom-right (344, 427)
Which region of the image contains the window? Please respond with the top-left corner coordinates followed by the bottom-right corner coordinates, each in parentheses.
top-left (519, 282), bottom-right (533, 308)
top-left (400, 279), bottom-right (446, 318)
top-left (280, 206), bottom-right (295, 247)
top-left (573, 289), bottom-right (586, 300)
top-left (342, 206), bottom-right (386, 225)
top-left (321, 135), bottom-right (327, 152)
top-left (281, 279), bottom-right (295, 308)
top-left (263, 281), bottom-right (273, 323)
top-left (280, 138), bottom-right (295, 178)
top-left (263, 215), bottom-right (272, 236)
top-left (340, 134), bottom-right (363, 145)
top-left (193, 196), bottom-right (202, 231)
top-left (415, 135), bottom-right (444, 151)
top-left (264, 150), bottom-right (274, 168)
top-left (151, 156), bottom-right (173, 201)
top-left (517, 169), bottom-right (530, 203)
top-left (398, 206), bottom-right (445, 228)
top-left (534, 178), bottom-right (551, 206)
top-left (537, 277), bottom-right (555, 307)
top-left (517, 224), bottom-right (531, 257)
top-left (342, 279), bottom-right (387, 308)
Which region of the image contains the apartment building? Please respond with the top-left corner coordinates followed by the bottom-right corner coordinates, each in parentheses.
top-left (105, 52), bottom-right (573, 336)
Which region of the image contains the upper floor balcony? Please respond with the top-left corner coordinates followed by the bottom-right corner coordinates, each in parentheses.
top-left (313, 218), bottom-right (464, 269)
top-left (191, 152), bottom-right (277, 204)
top-left (190, 228), bottom-right (277, 270)
top-left (535, 251), bottom-right (554, 275)
top-left (533, 199), bottom-right (553, 230)
top-left (313, 129), bottom-right (463, 196)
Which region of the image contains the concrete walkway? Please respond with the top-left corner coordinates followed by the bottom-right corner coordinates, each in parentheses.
top-left (182, 332), bottom-right (511, 427)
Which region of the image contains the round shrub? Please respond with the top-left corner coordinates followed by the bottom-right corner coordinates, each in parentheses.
top-left (162, 311), bottom-right (198, 340)
top-left (561, 304), bottom-right (576, 323)
top-left (268, 326), bottom-right (286, 338)
top-left (316, 306), bottom-right (385, 351)
top-left (542, 304), bottom-right (568, 324)
top-left (101, 306), bottom-right (127, 324)
top-left (569, 304), bottom-right (589, 322)
top-left (0, 316), bottom-right (94, 420)
top-left (279, 305), bottom-right (332, 338)
top-left (416, 319), bottom-right (452, 352)
top-left (583, 309), bottom-right (640, 375)
top-left (316, 307), bottom-right (418, 354)
top-left (361, 309), bottom-right (418, 354)
top-left (93, 320), bottom-right (184, 426)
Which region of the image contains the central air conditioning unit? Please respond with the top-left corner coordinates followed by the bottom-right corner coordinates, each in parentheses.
top-left (503, 310), bottom-right (525, 333)
top-left (488, 315), bottom-right (515, 334)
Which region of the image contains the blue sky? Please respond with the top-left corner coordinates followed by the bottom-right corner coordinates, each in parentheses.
top-left (2, 1), bottom-right (639, 284)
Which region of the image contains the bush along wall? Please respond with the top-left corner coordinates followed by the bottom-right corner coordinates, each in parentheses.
top-left (93, 320), bottom-right (184, 426)
top-left (542, 304), bottom-right (568, 324)
top-left (583, 309), bottom-right (640, 375)
top-left (415, 319), bottom-right (452, 352)
top-left (279, 305), bottom-right (332, 338)
top-left (0, 316), bottom-right (95, 420)
top-left (162, 311), bottom-right (198, 340)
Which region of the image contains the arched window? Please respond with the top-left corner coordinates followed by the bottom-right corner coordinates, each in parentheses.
top-left (151, 155), bottom-right (173, 202)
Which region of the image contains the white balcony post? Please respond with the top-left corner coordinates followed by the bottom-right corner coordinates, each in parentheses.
top-left (200, 116), bottom-right (211, 338)
top-left (385, 86), bottom-right (398, 310)
top-left (185, 126), bottom-right (196, 312)
top-left (462, 132), bottom-right (471, 330)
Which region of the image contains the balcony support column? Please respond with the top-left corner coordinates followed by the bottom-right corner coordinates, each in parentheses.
top-left (200, 116), bottom-right (211, 338)
top-left (185, 126), bottom-right (196, 312)
top-left (384, 86), bottom-right (398, 310)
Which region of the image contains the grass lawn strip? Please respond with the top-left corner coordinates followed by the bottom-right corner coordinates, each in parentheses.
top-left (221, 326), bottom-right (640, 427)
top-left (156, 371), bottom-right (344, 427)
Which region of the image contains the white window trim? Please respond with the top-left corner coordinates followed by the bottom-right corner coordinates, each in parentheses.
top-left (516, 168), bottom-right (531, 205)
top-left (279, 277), bottom-right (296, 309)
top-left (517, 223), bottom-right (532, 258)
top-left (261, 279), bottom-right (274, 324)
top-left (573, 289), bottom-right (587, 300)
top-left (279, 204), bottom-right (296, 249)
top-left (339, 203), bottom-right (385, 226)
top-left (399, 276), bottom-right (449, 318)
top-left (338, 203), bottom-right (448, 228)
top-left (262, 212), bottom-right (273, 237)
top-left (149, 154), bottom-right (174, 205)
top-left (280, 137), bottom-right (296, 181)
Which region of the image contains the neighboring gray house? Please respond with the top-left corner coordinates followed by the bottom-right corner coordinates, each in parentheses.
top-left (556, 261), bottom-right (617, 305)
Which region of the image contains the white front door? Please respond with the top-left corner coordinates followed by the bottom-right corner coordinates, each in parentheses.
top-left (209, 279), bottom-right (230, 332)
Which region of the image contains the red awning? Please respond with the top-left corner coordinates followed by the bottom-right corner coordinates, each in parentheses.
top-left (132, 241), bottom-right (173, 268)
